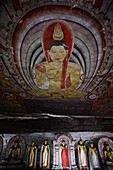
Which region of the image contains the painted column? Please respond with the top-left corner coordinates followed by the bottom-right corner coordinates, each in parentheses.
top-left (70, 143), bottom-right (78, 169)
top-left (52, 142), bottom-right (59, 169)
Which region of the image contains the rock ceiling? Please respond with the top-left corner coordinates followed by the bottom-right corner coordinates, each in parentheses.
top-left (0, 0), bottom-right (113, 133)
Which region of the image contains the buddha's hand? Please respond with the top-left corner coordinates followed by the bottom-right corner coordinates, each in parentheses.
top-left (35, 65), bottom-right (46, 83)
top-left (35, 65), bottom-right (46, 73)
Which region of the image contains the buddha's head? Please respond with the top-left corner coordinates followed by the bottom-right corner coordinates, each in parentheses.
top-left (31, 141), bottom-right (35, 146)
top-left (43, 22), bottom-right (73, 63)
top-left (62, 140), bottom-right (65, 146)
top-left (14, 141), bottom-right (18, 148)
top-left (79, 138), bottom-right (83, 145)
top-left (47, 41), bottom-right (68, 62)
top-left (90, 143), bottom-right (94, 148)
top-left (106, 144), bottom-right (110, 151)
top-left (44, 140), bottom-right (48, 145)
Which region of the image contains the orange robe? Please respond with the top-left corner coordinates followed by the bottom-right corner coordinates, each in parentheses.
top-left (61, 147), bottom-right (69, 167)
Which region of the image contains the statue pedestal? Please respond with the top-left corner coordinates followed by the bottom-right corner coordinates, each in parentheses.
top-left (0, 161), bottom-right (25, 169)
top-left (101, 163), bottom-right (113, 170)
top-left (106, 165), bottom-right (113, 170)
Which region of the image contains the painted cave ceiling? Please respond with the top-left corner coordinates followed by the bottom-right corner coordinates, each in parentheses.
top-left (0, 0), bottom-right (113, 132)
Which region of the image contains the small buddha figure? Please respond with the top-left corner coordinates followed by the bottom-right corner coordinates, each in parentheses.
top-left (103, 143), bottom-right (113, 165)
top-left (78, 138), bottom-right (88, 170)
top-left (28, 141), bottom-right (37, 169)
top-left (40, 140), bottom-right (50, 169)
top-left (60, 140), bottom-right (69, 168)
top-left (8, 140), bottom-right (21, 161)
top-left (89, 142), bottom-right (100, 170)
top-left (2, 140), bottom-right (21, 163)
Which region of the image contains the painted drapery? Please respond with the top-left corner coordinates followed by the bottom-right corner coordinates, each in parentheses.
top-left (89, 143), bottom-right (100, 170)
top-left (40, 141), bottom-right (50, 169)
top-left (60, 140), bottom-right (69, 168)
top-left (28, 142), bottom-right (37, 169)
top-left (78, 139), bottom-right (89, 170)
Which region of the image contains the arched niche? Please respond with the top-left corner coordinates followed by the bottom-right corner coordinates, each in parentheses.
top-left (52, 133), bottom-right (78, 170)
top-left (98, 137), bottom-right (113, 165)
top-left (5, 136), bottom-right (25, 159)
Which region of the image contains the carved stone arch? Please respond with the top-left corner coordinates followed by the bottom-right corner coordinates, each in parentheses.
top-left (5, 136), bottom-right (26, 159)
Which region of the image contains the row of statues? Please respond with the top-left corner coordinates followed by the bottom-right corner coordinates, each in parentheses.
top-left (28, 140), bottom-right (50, 169)
top-left (2, 140), bottom-right (50, 169)
top-left (1, 137), bottom-right (113, 169)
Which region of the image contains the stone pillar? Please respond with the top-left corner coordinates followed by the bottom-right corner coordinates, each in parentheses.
top-left (52, 142), bottom-right (59, 169)
top-left (70, 143), bottom-right (78, 169)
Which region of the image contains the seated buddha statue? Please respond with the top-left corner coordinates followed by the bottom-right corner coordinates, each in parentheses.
top-left (2, 141), bottom-right (21, 163)
top-left (103, 143), bottom-right (113, 165)
top-left (31, 22), bottom-right (86, 98)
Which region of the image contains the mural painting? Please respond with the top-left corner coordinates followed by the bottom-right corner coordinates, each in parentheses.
top-left (31, 21), bottom-right (85, 98)
top-left (0, 1), bottom-right (113, 169)
top-left (0, 0), bottom-right (113, 116)
top-left (0, 59), bottom-right (30, 113)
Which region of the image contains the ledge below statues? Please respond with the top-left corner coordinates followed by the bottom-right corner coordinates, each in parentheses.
top-left (0, 162), bottom-right (25, 169)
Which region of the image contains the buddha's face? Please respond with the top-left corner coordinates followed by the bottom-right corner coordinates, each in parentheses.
top-left (80, 140), bottom-right (83, 145)
top-left (90, 143), bottom-right (93, 148)
top-left (62, 141), bottom-right (65, 146)
top-left (14, 142), bottom-right (18, 148)
top-left (106, 145), bottom-right (110, 151)
top-left (31, 142), bottom-right (34, 146)
top-left (45, 140), bottom-right (47, 145)
top-left (48, 45), bottom-right (68, 62)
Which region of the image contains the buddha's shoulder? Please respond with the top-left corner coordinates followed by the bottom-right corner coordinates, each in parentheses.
top-left (67, 62), bottom-right (81, 70)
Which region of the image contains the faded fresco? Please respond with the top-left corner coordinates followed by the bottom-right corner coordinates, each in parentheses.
top-left (0, 0), bottom-right (113, 115)
top-left (31, 21), bottom-right (85, 98)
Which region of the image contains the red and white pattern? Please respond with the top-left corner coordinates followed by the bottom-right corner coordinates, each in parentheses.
top-left (53, 134), bottom-right (78, 169)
